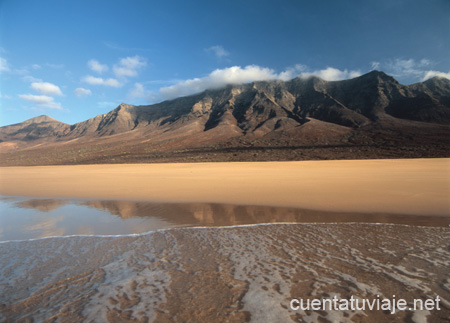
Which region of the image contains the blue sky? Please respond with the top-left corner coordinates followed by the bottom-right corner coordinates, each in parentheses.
top-left (0, 0), bottom-right (449, 126)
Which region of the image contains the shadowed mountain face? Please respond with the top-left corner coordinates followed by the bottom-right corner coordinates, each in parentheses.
top-left (1, 71), bottom-right (450, 165)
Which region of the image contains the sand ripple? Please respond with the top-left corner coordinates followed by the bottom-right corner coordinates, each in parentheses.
top-left (1, 223), bottom-right (449, 322)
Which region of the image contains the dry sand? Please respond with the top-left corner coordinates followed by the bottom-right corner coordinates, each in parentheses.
top-left (1, 158), bottom-right (449, 215)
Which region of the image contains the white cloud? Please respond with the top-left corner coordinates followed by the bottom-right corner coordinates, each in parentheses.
top-left (82, 75), bottom-right (121, 87)
top-left (74, 87), bottom-right (92, 97)
top-left (31, 81), bottom-right (63, 96)
top-left (1, 59), bottom-right (43, 75)
top-left (0, 57), bottom-right (10, 72)
top-left (349, 70), bottom-right (362, 79)
top-left (206, 45), bottom-right (230, 58)
top-left (159, 65), bottom-right (280, 99)
top-left (384, 58), bottom-right (432, 79)
top-left (88, 59), bottom-right (108, 73)
top-left (419, 59), bottom-right (431, 66)
top-left (278, 64), bottom-right (307, 81)
top-left (0, 92), bottom-right (12, 99)
top-left (373, 58), bottom-right (449, 82)
top-left (159, 65), bottom-right (360, 100)
top-left (388, 59), bottom-right (419, 76)
top-left (300, 67), bottom-right (361, 81)
top-left (205, 65), bottom-right (278, 83)
top-left (113, 55), bottom-right (146, 78)
top-left (128, 82), bottom-right (153, 100)
top-left (422, 70), bottom-right (450, 81)
top-left (371, 61), bottom-right (380, 70)
top-left (19, 94), bottom-right (62, 109)
top-left (114, 66), bottom-right (137, 78)
top-left (14, 68), bottom-right (30, 75)
top-left (120, 56), bottom-right (146, 69)
top-left (22, 75), bottom-right (42, 83)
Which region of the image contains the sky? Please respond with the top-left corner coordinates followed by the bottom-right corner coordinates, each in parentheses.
top-left (0, 0), bottom-right (449, 126)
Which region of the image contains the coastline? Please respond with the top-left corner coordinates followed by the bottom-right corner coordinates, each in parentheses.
top-left (1, 223), bottom-right (449, 322)
top-left (1, 159), bottom-right (449, 321)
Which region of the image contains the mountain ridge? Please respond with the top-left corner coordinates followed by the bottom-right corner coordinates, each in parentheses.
top-left (1, 71), bottom-right (449, 165)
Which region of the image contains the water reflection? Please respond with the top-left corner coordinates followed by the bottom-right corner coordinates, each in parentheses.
top-left (16, 199), bottom-right (69, 212)
top-left (1, 195), bottom-right (448, 241)
top-left (76, 200), bottom-right (450, 227)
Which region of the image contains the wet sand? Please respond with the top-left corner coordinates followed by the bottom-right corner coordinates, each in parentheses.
top-left (1, 158), bottom-right (450, 215)
top-left (1, 224), bottom-right (449, 322)
top-left (2, 196), bottom-right (450, 242)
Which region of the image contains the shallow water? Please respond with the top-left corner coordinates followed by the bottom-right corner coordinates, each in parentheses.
top-left (1, 223), bottom-right (449, 322)
top-left (1, 195), bottom-right (449, 241)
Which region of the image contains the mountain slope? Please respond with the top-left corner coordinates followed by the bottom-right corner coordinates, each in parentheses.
top-left (1, 71), bottom-right (449, 165)
top-left (0, 115), bottom-right (70, 143)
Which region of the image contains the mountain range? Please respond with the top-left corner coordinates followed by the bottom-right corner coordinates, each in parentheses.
top-left (1, 70), bottom-right (449, 166)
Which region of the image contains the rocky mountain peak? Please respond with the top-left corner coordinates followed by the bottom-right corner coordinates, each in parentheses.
top-left (115, 103), bottom-right (134, 111)
top-left (423, 76), bottom-right (450, 89)
top-left (24, 115), bottom-right (62, 124)
top-left (358, 70), bottom-right (397, 84)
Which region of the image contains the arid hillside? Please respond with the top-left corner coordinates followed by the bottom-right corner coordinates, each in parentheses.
top-left (1, 71), bottom-right (449, 165)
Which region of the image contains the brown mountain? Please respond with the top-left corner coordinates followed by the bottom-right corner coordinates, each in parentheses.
top-left (0, 115), bottom-right (70, 141)
top-left (1, 71), bottom-right (449, 165)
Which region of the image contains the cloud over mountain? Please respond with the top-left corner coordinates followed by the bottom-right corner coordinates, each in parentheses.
top-left (422, 70), bottom-right (450, 81)
top-left (4, 71), bottom-right (450, 166)
top-left (159, 65), bottom-right (361, 99)
top-left (372, 58), bottom-right (450, 81)
top-left (300, 67), bottom-right (361, 81)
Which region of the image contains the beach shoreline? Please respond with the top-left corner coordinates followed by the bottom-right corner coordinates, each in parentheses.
top-left (1, 223), bottom-right (449, 322)
top-left (1, 158), bottom-right (449, 321)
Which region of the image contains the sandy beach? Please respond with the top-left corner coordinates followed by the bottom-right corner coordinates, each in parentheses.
top-left (1, 158), bottom-right (449, 215)
top-left (1, 223), bottom-right (449, 322)
top-left (1, 158), bottom-right (449, 322)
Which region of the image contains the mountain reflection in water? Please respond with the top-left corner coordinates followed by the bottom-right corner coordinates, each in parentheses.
top-left (0, 195), bottom-right (448, 241)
